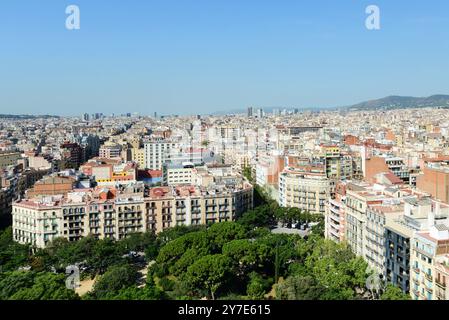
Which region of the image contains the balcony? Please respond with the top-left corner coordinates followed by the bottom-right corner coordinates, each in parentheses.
top-left (436, 280), bottom-right (447, 289)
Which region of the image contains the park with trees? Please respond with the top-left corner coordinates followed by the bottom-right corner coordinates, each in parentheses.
top-left (0, 199), bottom-right (409, 300)
top-left (0, 178), bottom-right (409, 300)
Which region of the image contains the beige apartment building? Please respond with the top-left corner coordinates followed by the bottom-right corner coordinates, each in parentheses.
top-left (12, 183), bottom-right (253, 248)
top-left (279, 167), bottom-right (332, 214)
top-left (410, 223), bottom-right (449, 300)
top-left (435, 255), bottom-right (449, 300)
top-left (131, 147), bottom-right (146, 169)
top-left (345, 183), bottom-right (387, 257)
top-left (0, 152), bottom-right (21, 169)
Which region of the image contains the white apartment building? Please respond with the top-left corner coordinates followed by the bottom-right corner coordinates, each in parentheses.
top-left (12, 196), bottom-right (63, 248)
top-left (163, 162), bottom-right (194, 186)
top-left (99, 143), bottom-right (122, 159)
top-left (365, 203), bottom-right (403, 276)
top-left (144, 142), bottom-right (179, 170)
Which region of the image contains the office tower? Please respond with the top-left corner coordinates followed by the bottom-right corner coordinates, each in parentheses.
top-left (247, 107), bottom-right (253, 117)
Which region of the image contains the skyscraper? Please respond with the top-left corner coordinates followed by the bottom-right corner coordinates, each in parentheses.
top-left (247, 107), bottom-right (254, 117)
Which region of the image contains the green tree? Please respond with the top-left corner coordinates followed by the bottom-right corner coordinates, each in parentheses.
top-left (381, 284), bottom-right (411, 300)
top-left (117, 232), bottom-right (156, 255)
top-left (237, 205), bottom-right (275, 230)
top-left (207, 222), bottom-right (246, 251)
top-left (87, 238), bottom-right (122, 275)
top-left (92, 264), bottom-right (139, 299)
top-left (222, 239), bottom-right (270, 275)
top-left (156, 231), bottom-right (210, 269)
top-left (276, 275), bottom-right (326, 300)
top-left (0, 271), bottom-right (79, 300)
top-left (157, 225), bottom-right (206, 247)
top-left (304, 239), bottom-right (368, 298)
top-left (170, 247), bottom-right (209, 276)
top-left (0, 227), bottom-right (30, 272)
top-left (246, 272), bottom-right (272, 300)
top-left (183, 254), bottom-right (234, 300)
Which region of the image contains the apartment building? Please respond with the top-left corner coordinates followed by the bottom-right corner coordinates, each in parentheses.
top-left (345, 183), bottom-right (386, 257)
top-left (279, 167), bottom-right (332, 214)
top-left (384, 198), bottom-right (449, 294)
top-left (26, 176), bottom-right (76, 198)
top-left (320, 145), bottom-right (353, 180)
top-left (99, 143), bottom-right (122, 159)
top-left (12, 182), bottom-right (253, 248)
top-left (417, 159), bottom-right (449, 204)
top-left (0, 152), bottom-right (21, 169)
top-left (435, 255), bottom-right (449, 300)
top-left (325, 181), bottom-right (347, 242)
top-left (365, 203), bottom-right (403, 276)
top-left (144, 141), bottom-right (179, 170)
top-left (131, 147), bottom-right (145, 169)
top-left (12, 196), bottom-right (63, 248)
top-left (255, 154), bottom-right (285, 187)
top-left (80, 158), bottom-right (137, 186)
top-left (163, 162), bottom-right (194, 186)
top-left (410, 221), bottom-right (449, 300)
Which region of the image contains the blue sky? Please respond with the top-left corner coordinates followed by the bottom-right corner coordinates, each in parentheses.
top-left (0, 1), bottom-right (448, 116)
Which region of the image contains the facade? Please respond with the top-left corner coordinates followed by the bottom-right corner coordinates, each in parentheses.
top-left (26, 176), bottom-right (76, 198)
top-left (279, 167), bottom-right (332, 214)
top-left (255, 154), bottom-right (285, 188)
top-left (163, 163), bottom-right (194, 186)
top-left (435, 255), bottom-right (449, 300)
top-left (0, 152), bottom-right (21, 169)
top-left (60, 142), bottom-right (83, 169)
top-left (12, 197), bottom-right (63, 248)
top-left (417, 160), bottom-right (449, 204)
top-left (131, 147), bottom-right (145, 169)
top-left (365, 204), bottom-right (403, 276)
top-left (80, 158), bottom-right (137, 186)
top-left (410, 225), bottom-right (449, 300)
top-left (324, 181), bottom-right (347, 242)
top-left (345, 184), bottom-right (385, 257)
top-left (144, 142), bottom-right (179, 170)
top-left (99, 143), bottom-right (122, 159)
top-left (12, 182), bottom-right (253, 248)
top-left (320, 145), bottom-right (353, 180)
top-left (385, 223), bottom-right (412, 293)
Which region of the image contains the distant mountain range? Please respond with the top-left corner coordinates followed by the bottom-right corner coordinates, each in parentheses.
top-left (210, 95), bottom-right (449, 115)
top-left (343, 95), bottom-right (449, 111)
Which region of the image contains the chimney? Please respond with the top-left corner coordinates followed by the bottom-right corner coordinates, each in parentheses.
top-left (428, 205), bottom-right (436, 228)
top-left (435, 201), bottom-right (441, 217)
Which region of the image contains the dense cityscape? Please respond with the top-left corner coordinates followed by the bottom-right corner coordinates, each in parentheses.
top-left (1, 106), bottom-right (449, 301)
top-left (2, 2), bottom-right (449, 314)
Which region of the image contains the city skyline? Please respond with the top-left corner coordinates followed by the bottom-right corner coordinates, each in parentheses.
top-left (1, 1), bottom-right (449, 116)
